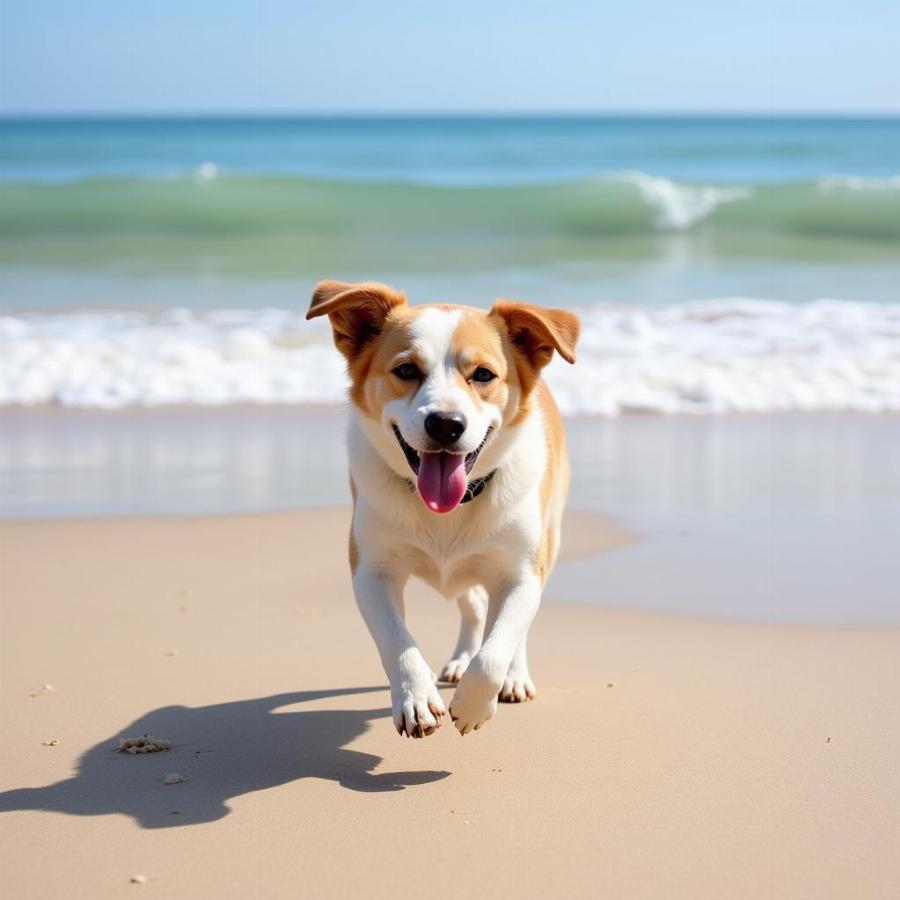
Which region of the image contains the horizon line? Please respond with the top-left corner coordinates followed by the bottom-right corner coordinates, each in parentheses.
top-left (2, 109), bottom-right (900, 122)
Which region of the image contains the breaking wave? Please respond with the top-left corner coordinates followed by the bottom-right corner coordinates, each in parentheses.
top-left (3, 299), bottom-right (899, 414)
top-left (2, 171), bottom-right (899, 241)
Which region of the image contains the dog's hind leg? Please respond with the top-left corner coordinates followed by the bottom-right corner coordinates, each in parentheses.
top-left (449, 572), bottom-right (542, 734)
top-left (499, 638), bottom-right (536, 703)
top-left (439, 586), bottom-right (487, 684)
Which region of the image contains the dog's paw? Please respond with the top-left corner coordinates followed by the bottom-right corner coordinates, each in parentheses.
top-left (439, 653), bottom-right (472, 684)
top-left (391, 653), bottom-right (446, 739)
top-left (394, 683), bottom-right (446, 739)
top-left (499, 673), bottom-right (536, 703)
top-left (449, 663), bottom-right (499, 736)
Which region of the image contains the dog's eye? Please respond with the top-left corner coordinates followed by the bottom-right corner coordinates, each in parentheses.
top-left (392, 363), bottom-right (422, 381)
top-left (471, 367), bottom-right (496, 383)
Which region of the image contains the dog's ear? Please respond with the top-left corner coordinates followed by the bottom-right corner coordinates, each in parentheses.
top-left (490, 300), bottom-right (580, 372)
top-left (307, 280), bottom-right (407, 360)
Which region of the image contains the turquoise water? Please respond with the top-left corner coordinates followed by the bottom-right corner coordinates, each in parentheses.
top-left (0, 116), bottom-right (898, 310)
top-left (3, 116), bottom-right (900, 185)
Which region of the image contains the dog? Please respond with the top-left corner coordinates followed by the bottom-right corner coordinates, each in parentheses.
top-left (307, 281), bottom-right (579, 737)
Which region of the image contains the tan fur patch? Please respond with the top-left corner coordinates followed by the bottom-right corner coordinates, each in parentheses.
top-left (535, 381), bottom-right (568, 583)
top-left (349, 477), bottom-right (359, 573)
top-left (488, 300), bottom-right (580, 425)
top-left (487, 310), bottom-right (544, 425)
top-left (450, 309), bottom-right (515, 421)
top-left (354, 306), bottom-right (426, 418)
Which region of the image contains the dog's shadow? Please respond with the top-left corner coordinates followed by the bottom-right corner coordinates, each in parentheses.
top-left (0, 687), bottom-right (450, 829)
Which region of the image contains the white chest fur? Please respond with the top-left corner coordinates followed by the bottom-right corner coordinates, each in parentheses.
top-left (347, 409), bottom-right (546, 597)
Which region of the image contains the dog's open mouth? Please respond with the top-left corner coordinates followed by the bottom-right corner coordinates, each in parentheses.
top-left (392, 425), bottom-right (492, 514)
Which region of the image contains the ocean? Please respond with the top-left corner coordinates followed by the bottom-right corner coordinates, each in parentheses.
top-left (1, 115), bottom-right (899, 413)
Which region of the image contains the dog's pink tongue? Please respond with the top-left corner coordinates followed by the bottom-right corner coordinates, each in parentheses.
top-left (417, 452), bottom-right (467, 514)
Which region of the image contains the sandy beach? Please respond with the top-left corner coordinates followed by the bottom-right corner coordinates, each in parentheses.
top-left (2, 506), bottom-right (899, 899)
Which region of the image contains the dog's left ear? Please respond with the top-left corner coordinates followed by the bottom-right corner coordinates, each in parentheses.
top-left (307, 280), bottom-right (407, 360)
top-left (490, 300), bottom-right (580, 371)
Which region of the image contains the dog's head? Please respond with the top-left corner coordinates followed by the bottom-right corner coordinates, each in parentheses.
top-left (307, 280), bottom-right (579, 514)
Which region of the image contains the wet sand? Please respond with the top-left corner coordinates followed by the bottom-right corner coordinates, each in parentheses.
top-left (2, 407), bottom-right (899, 624)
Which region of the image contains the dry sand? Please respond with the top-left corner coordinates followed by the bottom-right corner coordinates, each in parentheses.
top-left (1, 508), bottom-right (899, 899)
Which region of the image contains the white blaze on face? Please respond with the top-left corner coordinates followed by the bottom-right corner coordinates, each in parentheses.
top-left (384, 307), bottom-right (489, 456)
top-left (367, 305), bottom-right (506, 514)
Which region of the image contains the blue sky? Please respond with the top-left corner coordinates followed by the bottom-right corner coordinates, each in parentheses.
top-left (2, 0), bottom-right (898, 115)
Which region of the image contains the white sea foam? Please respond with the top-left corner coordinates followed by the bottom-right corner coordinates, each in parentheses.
top-left (607, 171), bottom-right (752, 229)
top-left (546, 300), bottom-right (900, 415)
top-left (2, 300), bottom-right (900, 415)
top-left (817, 174), bottom-right (900, 192)
top-left (194, 161), bottom-right (219, 182)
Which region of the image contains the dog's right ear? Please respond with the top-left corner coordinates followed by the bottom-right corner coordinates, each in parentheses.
top-left (306, 280), bottom-right (407, 360)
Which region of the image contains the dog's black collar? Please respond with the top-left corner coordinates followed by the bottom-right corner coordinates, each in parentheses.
top-left (460, 469), bottom-right (497, 504)
top-left (404, 469), bottom-right (497, 505)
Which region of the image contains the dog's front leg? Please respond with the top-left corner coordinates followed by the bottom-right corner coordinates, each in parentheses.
top-left (352, 566), bottom-right (446, 738)
top-left (449, 572), bottom-right (541, 735)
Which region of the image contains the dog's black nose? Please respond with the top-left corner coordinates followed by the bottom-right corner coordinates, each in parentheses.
top-left (424, 411), bottom-right (467, 446)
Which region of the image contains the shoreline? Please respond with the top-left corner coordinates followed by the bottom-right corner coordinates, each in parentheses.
top-left (2, 407), bottom-right (899, 626)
